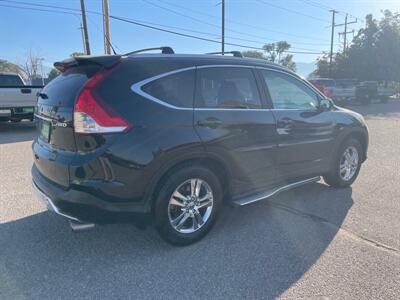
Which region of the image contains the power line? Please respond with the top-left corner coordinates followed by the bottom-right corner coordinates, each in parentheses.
top-left (0, 1), bottom-right (325, 55)
top-left (109, 14), bottom-right (324, 55)
top-left (158, 0), bottom-right (332, 46)
top-left (1, 0), bottom-right (332, 45)
top-left (297, 0), bottom-right (364, 23)
top-left (256, 0), bottom-right (330, 24)
top-left (0, 3), bottom-right (79, 15)
top-left (142, 0), bottom-right (330, 42)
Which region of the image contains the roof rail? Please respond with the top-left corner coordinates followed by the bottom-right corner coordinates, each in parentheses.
top-left (124, 46), bottom-right (175, 56)
top-left (207, 51), bottom-right (243, 57)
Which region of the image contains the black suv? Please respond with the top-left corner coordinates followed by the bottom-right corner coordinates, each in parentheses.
top-left (32, 48), bottom-right (368, 245)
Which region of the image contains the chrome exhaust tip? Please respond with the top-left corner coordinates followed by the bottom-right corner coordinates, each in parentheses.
top-left (69, 220), bottom-right (95, 232)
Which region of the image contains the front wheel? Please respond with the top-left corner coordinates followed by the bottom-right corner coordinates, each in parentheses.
top-left (324, 138), bottom-right (363, 188)
top-left (154, 166), bottom-right (222, 246)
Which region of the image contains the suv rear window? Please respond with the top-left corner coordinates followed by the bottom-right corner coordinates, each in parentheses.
top-left (142, 69), bottom-right (195, 108)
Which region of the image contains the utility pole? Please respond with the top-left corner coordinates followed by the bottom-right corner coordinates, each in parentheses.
top-left (329, 9), bottom-right (337, 77)
top-left (221, 0), bottom-right (225, 55)
top-left (343, 14), bottom-right (348, 51)
top-left (338, 14), bottom-right (357, 54)
top-left (102, 0), bottom-right (112, 55)
top-left (80, 0), bottom-right (91, 55)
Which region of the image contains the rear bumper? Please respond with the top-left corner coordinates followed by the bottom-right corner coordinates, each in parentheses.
top-left (31, 164), bottom-right (151, 225)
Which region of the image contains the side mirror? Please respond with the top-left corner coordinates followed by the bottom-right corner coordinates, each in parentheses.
top-left (319, 98), bottom-right (333, 110)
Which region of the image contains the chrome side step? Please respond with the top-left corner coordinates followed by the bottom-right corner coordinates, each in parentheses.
top-left (232, 177), bottom-right (320, 206)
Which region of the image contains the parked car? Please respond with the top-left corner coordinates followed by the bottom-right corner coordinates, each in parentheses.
top-left (309, 78), bottom-right (335, 98)
top-left (377, 85), bottom-right (396, 102)
top-left (311, 78), bottom-right (395, 105)
top-left (355, 81), bottom-right (378, 104)
top-left (32, 48), bottom-right (369, 245)
top-left (309, 78), bottom-right (356, 105)
top-left (0, 72), bottom-right (43, 122)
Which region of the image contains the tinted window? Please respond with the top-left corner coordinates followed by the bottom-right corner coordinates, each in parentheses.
top-left (261, 70), bottom-right (319, 110)
top-left (0, 74), bottom-right (24, 86)
top-left (39, 66), bottom-right (98, 107)
top-left (195, 67), bottom-right (261, 109)
top-left (142, 70), bottom-right (195, 108)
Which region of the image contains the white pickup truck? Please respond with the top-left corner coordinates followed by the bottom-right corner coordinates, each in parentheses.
top-left (0, 72), bottom-right (43, 122)
top-left (309, 78), bottom-right (396, 105)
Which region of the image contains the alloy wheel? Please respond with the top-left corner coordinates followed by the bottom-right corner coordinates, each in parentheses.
top-left (168, 178), bottom-right (214, 234)
top-left (339, 146), bottom-right (359, 181)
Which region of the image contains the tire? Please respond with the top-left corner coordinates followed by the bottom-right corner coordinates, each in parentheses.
top-left (154, 165), bottom-right (222, 246)
top-left (324, 138), bottom-right (363, 188)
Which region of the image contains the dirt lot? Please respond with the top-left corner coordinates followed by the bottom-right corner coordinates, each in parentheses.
top-left (1, 101), bottom-right (399, 299)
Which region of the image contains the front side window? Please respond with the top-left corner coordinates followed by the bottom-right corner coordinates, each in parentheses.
top-left (142, 69), bottom-right (195, 108)
top-left (195, 67), bottom-right (261, 109)
top-left (261, 70), bottom-right (319, 110)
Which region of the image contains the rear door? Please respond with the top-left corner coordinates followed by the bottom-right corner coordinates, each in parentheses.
top-left (258, 68), bottom-right (335, 182)
top-left (194, 66), bottom-right (278, 195)
top-left (33, 65), bottom-right (99, 187)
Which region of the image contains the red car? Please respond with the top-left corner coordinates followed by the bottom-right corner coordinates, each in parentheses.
top-left (309, 78), bottom-right (335, 98)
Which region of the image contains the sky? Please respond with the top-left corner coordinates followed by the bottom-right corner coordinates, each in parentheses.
top-left (0, 0), bottom-right (398, 74)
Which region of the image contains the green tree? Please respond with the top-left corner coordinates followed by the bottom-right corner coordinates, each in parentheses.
top-left (70, 52), bottom-right (85, 57)
top-left (313, 10), bottom-right (400, 84)
top-left (241, 50), bottom-right (265, 59)
top-left (241, 41), bottom-right (296, 71)
top-left (48, 68), bottom-right (60, 81)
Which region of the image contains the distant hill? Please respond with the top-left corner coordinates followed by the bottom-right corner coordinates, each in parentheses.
top-left (296, 62), bottom-right (316, 78)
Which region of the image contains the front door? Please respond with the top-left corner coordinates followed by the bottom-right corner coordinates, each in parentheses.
top-left (259, 69), bottom-right (336, 182)
top-left (194, 66), bottom-right (278, 195)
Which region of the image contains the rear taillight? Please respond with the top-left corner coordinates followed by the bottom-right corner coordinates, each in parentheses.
top-left (74, 68), bottom-right (131, 134)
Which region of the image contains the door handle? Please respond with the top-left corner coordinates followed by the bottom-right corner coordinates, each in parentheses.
top-left (278, 119), bottom-right (294, 127)
top-left (21, 88), bottom-right (32, 94)
top-left (277, 119), bottom-right (294, 135)
top-left (197, 118), bottom-right (223, 128)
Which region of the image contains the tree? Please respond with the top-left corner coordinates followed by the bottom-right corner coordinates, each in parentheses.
top-left (48, 68), bottom-right (60, 81)
top-left (241, 41), bottom-right (296, 71)
top-left (313, 10), bottom-right (400, 84)
top-left (241, 50), bottom-right (265, 60)
top-left (0, 59), bottom-right (23, 74)
top-left (18, 49), bottom-right (43, 82)
top-left (70, 52), bottom-right (85, 57)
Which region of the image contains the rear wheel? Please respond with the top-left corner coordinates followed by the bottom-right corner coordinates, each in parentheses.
top-left (324, 138), bottom-right (363, 188)
top-left (154, 166), bottom-right (222, 245)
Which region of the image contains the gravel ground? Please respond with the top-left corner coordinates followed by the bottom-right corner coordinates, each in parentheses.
top-left (0, 101), bottom-right (399, 299)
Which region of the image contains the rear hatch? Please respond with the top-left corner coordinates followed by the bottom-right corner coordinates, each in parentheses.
top-left (33, 55), bottom-right (121, 187)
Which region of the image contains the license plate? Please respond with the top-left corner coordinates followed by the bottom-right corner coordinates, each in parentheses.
top-left (23, 107), bottom-right (34, 113)
top-left (39, 121), bottom-right (51, 142)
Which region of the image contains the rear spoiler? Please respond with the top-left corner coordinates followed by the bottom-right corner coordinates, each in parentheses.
top-left (54, 55), bottom-right (121, 72)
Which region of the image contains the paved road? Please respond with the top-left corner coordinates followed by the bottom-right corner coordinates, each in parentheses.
top-left (1, 102), bottom-right (399, 299)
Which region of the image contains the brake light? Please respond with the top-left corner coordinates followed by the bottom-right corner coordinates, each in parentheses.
top-left (74, 68), bottom-right (131, 134)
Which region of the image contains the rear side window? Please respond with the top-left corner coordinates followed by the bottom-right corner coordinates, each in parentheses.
top-left (142, 70), bottom-right (195, 108)
top-left (195, 67), bottom-right (261, 109)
